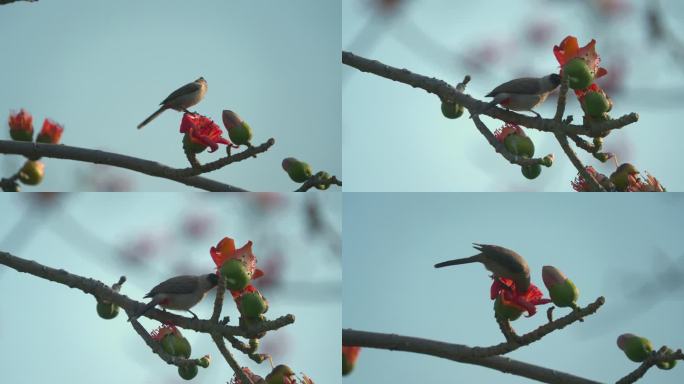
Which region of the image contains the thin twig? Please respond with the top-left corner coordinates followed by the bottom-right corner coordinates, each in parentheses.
top-left (211, 333), bottom-right (254, 384)
top-left (211, 268), bottom-right (226, 323)
top-left (615, 346), bottom-right (684, 384)
top-left (295, 174), bottom-right (343, 192)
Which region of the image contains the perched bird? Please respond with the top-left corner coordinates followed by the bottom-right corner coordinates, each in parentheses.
top-left (128, 273), bottom-right (218, 321)
top-left (435, 243), bottom-right (531, 292)
top-left (483, 74), bottom-right (561, 117)
top-left (137, 77), bottom-right (208, 129)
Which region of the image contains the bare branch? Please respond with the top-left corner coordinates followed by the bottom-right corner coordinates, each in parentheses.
top-left (295, 174), bottom-right (343, 192)
top-left (0, 140), bottom-right (264, 191)
top-left (343, 329), bottom-right (603, 384)
top-left (211, 333), bottom-right (254, 384)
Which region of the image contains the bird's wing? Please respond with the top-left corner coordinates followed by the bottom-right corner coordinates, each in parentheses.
top-left (472, 244), bottom-right (529, 274)
top-left (144, 275), bottom-right (199, 298)
top-left (160, 82), bottom-right (202, 105)
top-left (486, 78), bottom-right (540, 96)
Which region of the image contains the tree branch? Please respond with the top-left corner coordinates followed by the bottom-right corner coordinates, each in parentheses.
top-left (295, 174), bottom-right (343, 192)
top-left (0, 251), bottom-right (294, 339)
top-left (0, 0), bottom-right (37, 4)
top-left (211, 333), bottom-right (254, 384)
top-left (0, 140), bottom-right (265, 191)
top-left (343, 329), bottom-right (603, 384)
top-left (341, 51), bottom-right (638, 137)
top-left (615, 347), bottom-right (684, 384)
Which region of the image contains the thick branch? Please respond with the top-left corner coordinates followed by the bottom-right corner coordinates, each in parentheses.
top-left (0, 251), bottom-right (294, 339)
top-left (343, 329), bottom-right (602, 384)
top-left (342, 51), bottom-right (638, 137)
top-left (0, 140), bottom-right (274, 191)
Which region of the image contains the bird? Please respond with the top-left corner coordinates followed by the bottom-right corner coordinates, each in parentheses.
top-left (482, 74), bottom-right (561, 118)
top-left (434, 243), bottom-right (531, 293)
top-left (137, 77), bottom-right (208, 129)
top-left (128, 273), bottom-right (218, 321)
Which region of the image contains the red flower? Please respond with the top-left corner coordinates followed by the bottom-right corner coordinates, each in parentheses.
top-left (342, 346), bottom-right (361, 365)
top-left (229, 367), bottom-right (263, 384)
top-left (150, 323), bottom-right (179, 341)
top-left (574, 83), bottom-right (604, 101)
top-left (230, 283), bottom-right (258, 300)
top-left (493, 123), bottom-right (524, 142)
top-left (210, 237), bottom-right (264, 279)
top-left (180, 113), bottom-right (231, 152)
top-left (37, 119), bottom-right (64, 144)
top-left (571, 166), bottom-right (609, 192)
top-left (490, 278), bottom-right (551, 317)
top-left (553, 36), bottom-right (608, 79)
top-left (8, 109), bottom-right (34, 141)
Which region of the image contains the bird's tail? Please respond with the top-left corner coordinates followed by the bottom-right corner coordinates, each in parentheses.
top-left (137, 107), bottom-right (166, 129)
top-left (128, 297), bottom-right (160, 322)
top-left (434, 255), bottom-right (481, 268)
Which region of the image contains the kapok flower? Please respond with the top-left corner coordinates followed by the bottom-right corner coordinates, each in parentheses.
top-left (490, 277), bottom-right (551, 317)
top-left (553, 36), bottom-right (608, 80)
top-left (150, 323), bottom-right (179, 341)
top-left (37, 119), bottom-right (64, 144)
top-left (493, 122), bottom-right (525, 143)
top-left (631, 173), bottom-right (666, 192)
top-left (180, 113), bottom-right (231, 152)
top-left (8, 109), bottom-right (34, 141)
top-left (342, 346), bottom-right (362, 376)
top-left (210, 236), bottom-right (263, 280)
top-left (571, 166), bottom-right (609, 192)
top-left (229, 367), bottom-right (263, 384)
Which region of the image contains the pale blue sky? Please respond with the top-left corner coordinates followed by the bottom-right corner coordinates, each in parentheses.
top-left (343, 193), bottom-right (684, 383)
top-left (0, 193), bottom-right (341, 383)
top-left (1, 0), bottom-right (340, 191)
top-left (343, 0), bottom-right (684, 191)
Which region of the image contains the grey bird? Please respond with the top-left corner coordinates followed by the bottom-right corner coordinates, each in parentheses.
top-left (137, 77), bottom-right (208, 129)
top-left (482, 74), bottom-right (561, 118)
top-left (434, 243), bottom-right (531, 292)
top-left (128, 273), bottom-right (218, 321)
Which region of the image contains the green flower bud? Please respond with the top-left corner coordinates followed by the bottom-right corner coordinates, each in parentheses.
top-left (96, 301), bottom-right (119, 320)
top-left (198, 355), bottom-right (211, 368)
top-left (221, 259), bottom-right (250, 291)
top-left (504, 134), bottom-right (534, 158)
top-left (178, 365), bottom-right (198, 380)
top-left (610, 163), bottom-right (639, 191)
top-left (18, 161), bottom-right (45, 185)
top-left (564, 58), bottom-right (594, 90)
top-left (441, 101), bottom-right (464, 119)
top-left (521, 164), bottom-right (542, 179)
top-left (583, 91), bottom-right (610, 118)
top-left (656, 348), bottom-right (678, 370)
top-left (542, 155), bottom-right (554, 168)
top-left (315, 171), bottom-right (331, 190)
top-left (617, 333), bottom-right (653, 362)
top-left (542, 266), bottom-right (579, 308)
top-left (240, 291), bottom-right (269, 318)
top-left (265, 364), bottom-right (295, 384)
top-left (282, 157), bottom-right (312, 183)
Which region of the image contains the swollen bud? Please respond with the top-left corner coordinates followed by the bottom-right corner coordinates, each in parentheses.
top-left (564, 58), bottom-right (593, 90)
top-left (441, 101), bottom-right (464, 119)
top-left (239, 291), bottom-right (269, 318)
top-left (282, 157), bottom-right (312, 183)
top-left (542, 154), bottom-right (554, 168)
top-left (656, 348), bottom-right (678, 370)
top-left (183, 134), bottom-right (207, 154)
top-left (493, 296), bottom-right (523, 321)
top-left (265, 364), bottom-right (296, 384)
top-left (610, 163), bottom-right (639, 192)
top-left (314, 171), bottom-right (331, 190)
top-left (96, 301), bottom-right (119, 319)
top-left (617, 333), bottom-right (653, 362)
top-left (221, 259), bottom-right (250, 291)
top-left (178, 365), bottom-right (198, 380)
top-left (18, 161), bottom-right (45, 185)
top-left (542, 266), bottom-right (579, 308)
top-left (198, 355), bottom-right (211, 368)
top-left (521, 164), bottom-right (542, 180)
top-left (583, 91), bottom-right (610, 118)
top-left (504, 134), bottom-right (534, 158)
top-left (222, 110), bottom-right (253, 146)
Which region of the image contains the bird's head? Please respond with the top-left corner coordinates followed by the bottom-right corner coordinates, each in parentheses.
top-left (196, 77), bottom-right (206, 84)
top-left (549, 73), bottom-right (561, 87)
top-left (207, 273), bottom-right (219, 287)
